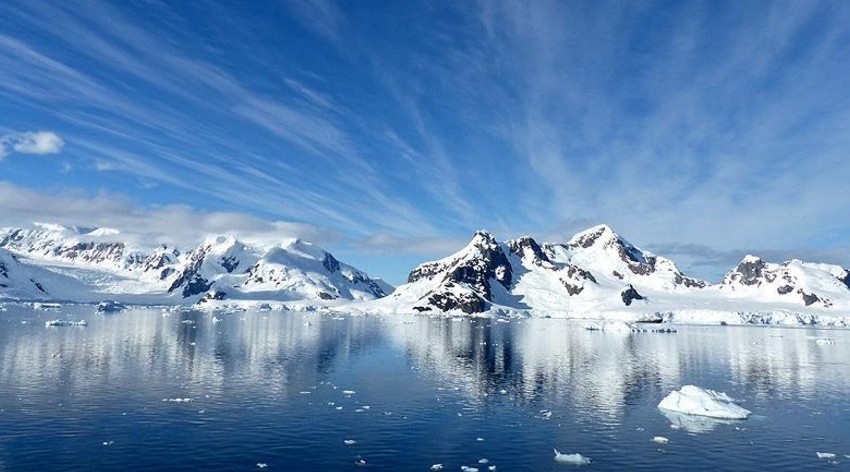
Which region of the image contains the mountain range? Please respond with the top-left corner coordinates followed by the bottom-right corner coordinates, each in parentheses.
top-left (2, 223), bottom-right (849, 325)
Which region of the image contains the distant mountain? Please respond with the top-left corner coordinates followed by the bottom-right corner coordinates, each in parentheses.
top-left (360, 225), bottom-right (850, 325)
top-left (0, 224), bottom-right (390, 306)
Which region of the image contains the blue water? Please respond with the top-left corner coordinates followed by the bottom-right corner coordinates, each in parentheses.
top-left (0, 305), bottom-right (848, 471)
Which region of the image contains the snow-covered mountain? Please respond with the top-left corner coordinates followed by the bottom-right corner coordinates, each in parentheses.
top-left (0, 224), bottom-right (390, 306)
top-left (359, 225), bottom-right (850, 325)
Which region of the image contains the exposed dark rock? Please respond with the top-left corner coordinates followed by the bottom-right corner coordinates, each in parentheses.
top-left (674, 273), bottom-right (707, 288)
top-left (621, 285), bottom-right (645, 306)
top-left (318, 291), bottom-right (337, 300)
top-left (31, 279), bottom-right (46, 293)
top-left (800, 291), bottom-right (821, 307)
top-left (413, 306), bottom-right (432, 312)
top-left (612, 271), bottom-right (624, 280)
top-left (777, 285), bottom-right (794, 295)
top-left (199, 290), bottom-right (226, 303)
top-left (733, 258), bottom-right (767, 286)
top-left (220, 255), bottom-right (240, 273)
top-left (567, 264), bottom-right (597, 283)
top-left (562, 280), bottom-right (584, 296)
top-left (571, 226), bottom-right (608, 249)
top-left (427, 290), bottom-right (487, 314)
top-left (408, 261), bottom-right (444, 284)
top-left (0, 260), bottom-right (7, 279)
top-left (322, 253), bottom-right (340, 273)
top-left (508, 236), bottom-right (550, 264)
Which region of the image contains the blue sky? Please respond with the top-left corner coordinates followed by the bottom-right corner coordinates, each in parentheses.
top-left (1, 0), bottom-right (849, 285)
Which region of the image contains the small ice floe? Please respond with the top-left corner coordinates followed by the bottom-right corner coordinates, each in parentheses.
top-left (816, 452), bottom-right (836, 460)
top-left (344, 439), bottom-right (357, 445)
top-left (460, 466), bottom-right (479, 472)
top-left (336, 406), bottom-right (343, 411)
top-left (162, 398), bottom-right (193, 403)
top-left (478, 458), bottom-right (489, 464)
top-left (476, 437), bottom-right (485, 442)
top-left (45, 319), bottom-right (88, 327)
top-left (540, 409), bottom-right (553, 419)
top-left (102, 441), bottom-right (114, 446)
top-left (299, 391), bottom-right (311, 395)
top-left (499, 389), bottom-right (508, 395)
top-left (355, 408), bottom-right (365, 413)
top-left (652, 436), bottom-right (669, 444)
top-left (181, 320), bottom-right (195, 324)
top-left (815, 338), bottom-right (834, 345)
top-left (553, 449), bottom-right (591, 465)
top-left (488, 467), bottom-right (496, 471)
top-left (362, 405), bottom-right (370, 410)
top-left (256, 463), bottom-right (268, 469)
top-left (342, 390), bottom-right (356, 395)
top-left (658, 385), bottom-right (751, 419)
top-left (97, 300), bottom-right (126, 313)
top-left (430, 464), bottom-right (443, 471)
top-left (212, 317), bottom-right (222, 324)
top-left (354, 458), bottom-right (367, 466)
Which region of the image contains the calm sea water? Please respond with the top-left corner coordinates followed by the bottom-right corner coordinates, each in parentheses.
top-left (0, 305), bottom-right (848, 471)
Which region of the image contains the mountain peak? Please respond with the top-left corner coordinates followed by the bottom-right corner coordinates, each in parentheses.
top-left (568, 224), bottom-right (619, 249)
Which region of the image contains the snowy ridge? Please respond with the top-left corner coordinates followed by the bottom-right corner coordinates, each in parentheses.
top-left (354, 225), bottom-right (850, 326)
top-left (0, 224), bottom-right (390, 307)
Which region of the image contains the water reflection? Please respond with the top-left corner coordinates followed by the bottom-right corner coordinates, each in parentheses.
top-left (2, 307), bottom-right (849, 427)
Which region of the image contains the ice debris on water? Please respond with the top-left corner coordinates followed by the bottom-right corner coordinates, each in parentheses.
top-left (256, 463), bottom-right (267, 469)
top-left (816, 452), bottom-right (836, 459)
top-left (45, 319), bottom-right (87, 327)
top-left (478, 458), bottom-right (489, 464)
top-left (652, 436), bottom-right (669, 444)
top-left (102, 441), bottom-right (114, 446)
top-left (658, 385), bottom-right (751, 419)
top-left (815, 338), bottom-right (834, 345)
top-left (344, 439), bottom-right (357, 445)
top-left (162, 398), bottom-right (193, 403)
top-left (460, 467), bottom-right (479, 472)
top-left (430, 464), bottom-right (443, 471)
top-left (553, 449), bottom-right (591, 465)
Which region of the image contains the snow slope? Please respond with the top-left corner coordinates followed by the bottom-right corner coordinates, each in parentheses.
top-left (0, 225), bottom-right (390, 307)
top-left (352, 225), bottom-right (850, 326)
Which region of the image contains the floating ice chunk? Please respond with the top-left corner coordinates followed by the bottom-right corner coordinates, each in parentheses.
top-left (488, 467), bottom-right (496, 471)
top-left (540, 410), bottom-right (553, 419)
top-left (430, 465), bottom-right (443, 471)
top-left (652, 436), bottom-right (669, 444)
top-left (97, 300), bottom-right (126, 313)
top-left (343, 390), bottom-right (356, 395)
top-left (299, 391), bottom-right (311, 395)
top-left (815, 338), bottom-right (834, 345)
top-left (162, 398), bottom-right (193, 403)
top-left (354, 459), bottom-right (366, 466)
top-left (256, 463), bottom-right (268, 468)
top-left (212, 317), bottom-right (221, 324)
top-left (102, 441), bottom-right (114, 446)
top-left (476, 437), bottom-right (485, 442)
top-left (658, 385), bottom-right (751, 419)
top-left (816, 452), bottom-right (836, 459)
top-left (499, 389), bottom-right (508, 395)
top-left (45, 319), bottom-right (87, 327)
top-left (460, 467), bottom-right (479, 472)
top-left (553, 449), bottom-right (591, 465)
top-left (584, 321), bottom-right (634, 333)
top-left (344, 439), bottom-right (357, 445)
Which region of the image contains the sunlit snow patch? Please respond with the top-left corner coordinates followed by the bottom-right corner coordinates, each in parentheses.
top-left (658, 385), bottom-right (751, 419)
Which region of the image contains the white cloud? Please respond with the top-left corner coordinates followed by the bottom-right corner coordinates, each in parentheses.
top-left (0, 182), bottom-right (339, 250)
top-left (0, 130), bottom-right (64, 159)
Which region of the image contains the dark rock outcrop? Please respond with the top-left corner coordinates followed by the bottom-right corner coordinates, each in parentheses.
top-left (621, 285), bottom-right (645, 306)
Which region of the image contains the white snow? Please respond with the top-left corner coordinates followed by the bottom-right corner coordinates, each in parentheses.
top-left (816, 452), bottom-right (836, 459)
top-left (652, 436), bottom-right (669, 444)
top-left (430, 465), bottom-right (443, 471)
top-left (658, 385), bottom-right (751, 419)
top-left (553, 449), bottom-right (591, 465)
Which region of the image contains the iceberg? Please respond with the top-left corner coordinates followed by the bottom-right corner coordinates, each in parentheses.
top-left (553, 449), bottom-right (591, 465)
top-left (658, 385), bottom-right (751, 419)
